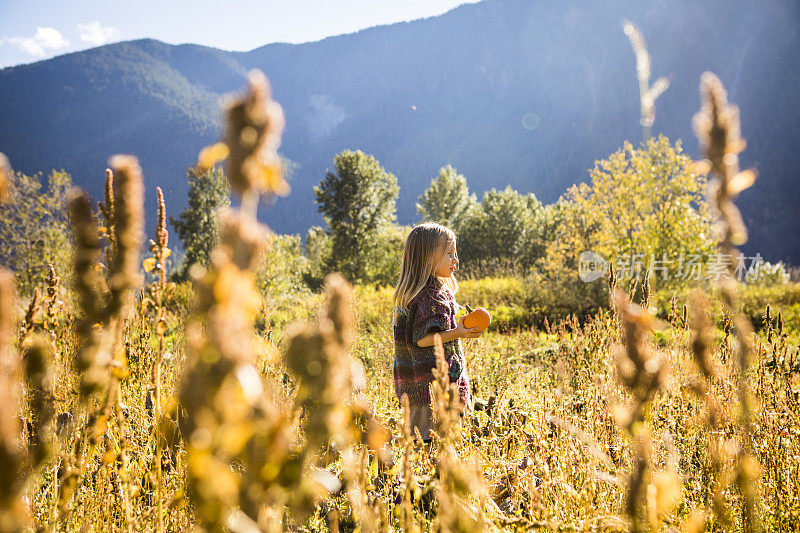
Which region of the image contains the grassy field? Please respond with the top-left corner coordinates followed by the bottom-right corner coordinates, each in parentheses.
top-left (3, 269), bottom-right (798, 531)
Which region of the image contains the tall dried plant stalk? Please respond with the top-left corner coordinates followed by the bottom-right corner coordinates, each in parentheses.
top-left (284, 273), bottom-right (375, 522)
top-left (686, 291), bottom-right (732, 528)
top-left (44, 264), bottom-right (61, 326)
top-left (693, 71), bottom-right (762, 533)
top-left (61, 158), bottom-right (143, 526)
top-left (182, 70), bottom-right (384, 531)
top-left (612, 288), bottom-right (666, 532)
top-left (70, 156), bottom-right (143, 400)
top-left (430, 333), bottom-right (485, 532)
top-left (69, 190), bottom-right (109, 398)
top-left (98, 168), bottom-right (116, 265)
top-left (148, 185), bottom-right (169, 533)
top-left (285, 274), bottom-right (353, 453)
top-left (623, 21), bottom-right (670, 142)
top-left (19, 288), bottom-right (40, 343)
top-left (22, 337), bottom-right (55, 468)
top-left (180, 70), bottom-right (298, 530)
top-left (106, 155), bottom-right (144, 319)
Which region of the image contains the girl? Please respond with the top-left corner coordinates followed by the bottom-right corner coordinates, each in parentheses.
top-left (391, 222), bottom-right (483, 442)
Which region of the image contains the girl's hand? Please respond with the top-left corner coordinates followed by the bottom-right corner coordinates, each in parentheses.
top-left (456, 320), bottom-right (483, 339)
top-left (416, 321), bottom-right (483, 348)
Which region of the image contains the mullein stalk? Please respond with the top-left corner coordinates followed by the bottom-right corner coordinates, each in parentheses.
top-left (149, 186), bottom-right (169, 533)
top-left (44, 264), bottom-right (61, 334)
top-left (687, 291), bottom-right (731, 528)
top-left (98, 168), bottom-right (116, 267)
top-left (105, 157), bottom-right (144, 533)
top-left (22, 337), bottom-right (55, 469)
top-left (180, 71), bottom-right (295, 530)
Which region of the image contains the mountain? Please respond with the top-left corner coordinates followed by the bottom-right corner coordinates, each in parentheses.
top-left (1, 0), bottom-right (798, 264)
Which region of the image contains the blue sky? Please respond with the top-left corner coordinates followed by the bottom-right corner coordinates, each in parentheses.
top-left (0, 0), bottom-right (480, 68)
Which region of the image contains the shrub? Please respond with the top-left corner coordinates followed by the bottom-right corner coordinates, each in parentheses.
top-left (255, 233), bottom-right (315, 331)
top-left (0, 169), bottom-right (72, 295)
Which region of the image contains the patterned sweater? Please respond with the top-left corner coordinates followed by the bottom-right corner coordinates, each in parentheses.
top-left (393, 275), bottom-right (472, 410)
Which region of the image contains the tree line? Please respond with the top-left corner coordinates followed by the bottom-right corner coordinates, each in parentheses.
top-left (1, 135), bottom-right (790, 309)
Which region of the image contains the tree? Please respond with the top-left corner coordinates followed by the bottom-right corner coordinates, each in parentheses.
top-left (541, 135), bottom-right (716, 294)
top-left (416, 165), bottom-right (477, 232)
top-left (303, 225), bottom-right (332, 290)
top-left (255, 233), bottom-right (313, 327)
top-left (0, 170), bottom-right (72, 295)
top-left (314, 150), bottom-right (399, 283)
top-left (366, 224), bottom-right (412, 287)
top-left (170, 165), bottom-right (230, 278)
top-left (536, 199), bottom-right (608, 316)
top-left (458, 186), bottom-right (545, 272)
top-left (304, 223), bottom-right (410, 288)
top-left (561, 135), bottom-right (715, 287)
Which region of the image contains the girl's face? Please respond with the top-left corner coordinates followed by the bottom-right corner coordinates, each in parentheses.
top-left (432, 239), bottom-right (458, 278)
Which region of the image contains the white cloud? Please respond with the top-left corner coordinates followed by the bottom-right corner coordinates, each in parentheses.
top-left (77, 21), bottom-right (120, 46)
top-left (33, 27), bottom-right (70, 49)
top-left (1, 26), bottom-right (69, 56)
top-left (4, 37), bottom-right (45, 56)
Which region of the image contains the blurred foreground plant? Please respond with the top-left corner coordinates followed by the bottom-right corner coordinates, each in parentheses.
top-left (59, 157), bottom-right (143, 527)
top-left (692, 71), bottom-right (763, 532)
top-left (182, 71), bottom-right (388, 531)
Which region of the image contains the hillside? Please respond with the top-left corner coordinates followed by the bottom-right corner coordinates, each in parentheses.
top-left (0, 0), bottom-right (798, 263)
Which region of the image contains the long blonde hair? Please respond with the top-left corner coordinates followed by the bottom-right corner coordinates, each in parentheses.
top-left (392, 222), bottom-right (459, 326)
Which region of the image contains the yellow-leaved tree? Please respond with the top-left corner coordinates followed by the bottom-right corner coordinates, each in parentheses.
top-left (537, 135), bottom-right (716, 316)
top-left (570, 135), bottom-right (715, 276)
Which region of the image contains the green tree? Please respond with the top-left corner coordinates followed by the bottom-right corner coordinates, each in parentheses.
top-left (255, 233), bottom-right (314, 327)
top-left (0, 170), bottom-right (72, 295)
top-left (304, 223), bottom-right (410, 288)
top-left (366, 224), bottom-right (412, 287)
top-left (303, 225), bottom-right (332, 290)
top-left (314, 150), bottom-right (399, 283)
top-left (170, 165), bottom-right (230, 278)
top-left (458, 186), bottom-right (544, 272)
top-left (416, 165), bottom-right (477, 232)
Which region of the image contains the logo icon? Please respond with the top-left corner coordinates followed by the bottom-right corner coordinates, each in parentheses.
top-left (579, 250), bottom-right (608, 282)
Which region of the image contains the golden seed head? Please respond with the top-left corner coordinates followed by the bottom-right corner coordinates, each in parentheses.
top-left (23, 336), bottom-right (54, 467)
top-left (103, 168), bottom-right (115, 217)
top-left (108, 155), bottom-right (145, 312)
top-left (323, 273), bottom-right (353, 348)
top-left (223, 70), bottom-right (288, 197)
top-left (156, 186), bottom-right (168, 252)
top-left (216, 208), bottom-right (270, 271)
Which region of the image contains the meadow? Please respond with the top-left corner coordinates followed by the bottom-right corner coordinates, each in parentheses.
top-left (1, 66), bottom-right (799, 533)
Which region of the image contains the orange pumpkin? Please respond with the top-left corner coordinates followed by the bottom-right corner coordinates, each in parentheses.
top-left (462, 304), bottom-right (491, 332)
